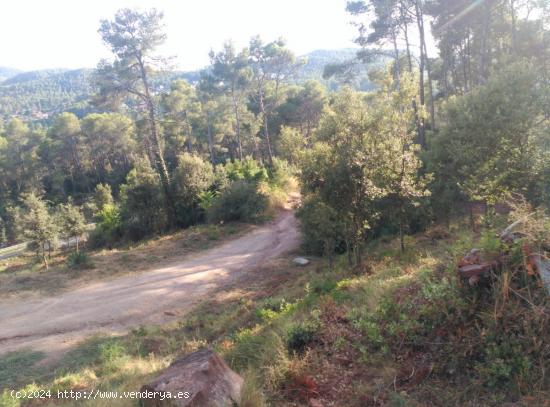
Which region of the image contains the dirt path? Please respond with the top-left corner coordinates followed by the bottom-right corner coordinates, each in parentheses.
top-left (0, 210), bottom-right (299, 357)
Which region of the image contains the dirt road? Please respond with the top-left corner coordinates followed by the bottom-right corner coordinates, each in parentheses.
top-left (0, 210), bottom-right (299, 356)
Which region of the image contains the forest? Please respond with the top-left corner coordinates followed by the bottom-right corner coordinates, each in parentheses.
top-left (0, 0), bottom-right (549, 406)
top-left (1, 1), bottom-right (549, 259)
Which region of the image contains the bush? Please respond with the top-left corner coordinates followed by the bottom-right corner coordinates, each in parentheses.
top-left (223, 157), bottom-right (268, 184)
top-left (93, 183), bottom-right (114, 211)
top-left (207, 181), bottom-right (268, 223)
top-left (296, 195), bottom-right (345, 256)
top-left (120, 160), bottom-right (168, 240)
top-left (98, 339), bottom-right (128, 373)
top-left (172, 153), bottom-right (214, 226)
top-left (198, 190), bottom-right (218, 211)
top-left (267, 157), bottom-right (294, 190)
top-left (89, 204), bottom-right (122, 248)
top-left (277, 126), bottom-right (306, 165)
top-left (286, 320), bottom-right (320, 353)
top-left (66, 251), bottom-right (94, 269)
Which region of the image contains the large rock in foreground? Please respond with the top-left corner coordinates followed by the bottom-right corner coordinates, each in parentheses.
top-left (140, 348), bottom-right (243, 406)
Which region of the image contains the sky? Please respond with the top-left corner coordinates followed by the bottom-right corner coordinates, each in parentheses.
top-left (1, 0), bottom-right (362, 72)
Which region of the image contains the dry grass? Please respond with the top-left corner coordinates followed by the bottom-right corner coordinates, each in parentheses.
top-left (0, 251), bottom-right (319, 406)
top-left (0, 223), bottom-right (250, 300)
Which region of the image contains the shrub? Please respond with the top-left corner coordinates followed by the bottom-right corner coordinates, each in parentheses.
top-left (172, 153), bottom-right (214, 226)
top-left (98, 339), bottom-right (128, 373)
top-left (198, 190), bottom-right (217, 211)
top-left (120, 160), bottom-right (168, 240)
top-left (277, 126), bottom-right (306, 165)
top-left (207, 181), bottom-right (268, 223)
top-left (57, 201), bottom-right (86, 252)
top-left (88, 204), bottom-right (122, 248)
top-left (66, 251), bottom-right (94, 269)
top-left (268, 157), bottom-right (294, 190)
top-left (93, 183), bottom-right (114, 211)
top-left (223, 157), bottom-right (268, 184)
top-left (286, 320), bottom-right (320, 353)
top-left (296, 195), bottom-right (345, 256)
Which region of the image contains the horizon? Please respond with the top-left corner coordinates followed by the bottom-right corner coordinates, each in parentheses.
top-left (1, 0), bottom-right (361, 72)
top-left (1, 47), bottom-right (363, 74)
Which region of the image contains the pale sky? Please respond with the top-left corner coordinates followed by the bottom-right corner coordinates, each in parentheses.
top-left (1, 0), bottom-right (361, 71)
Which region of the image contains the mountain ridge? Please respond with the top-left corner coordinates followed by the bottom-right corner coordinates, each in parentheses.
top-left (0, 48), bottom-right (379, 123)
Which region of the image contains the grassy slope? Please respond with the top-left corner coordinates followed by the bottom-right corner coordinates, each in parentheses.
top-left (1, 220), bottom-right (548, 407)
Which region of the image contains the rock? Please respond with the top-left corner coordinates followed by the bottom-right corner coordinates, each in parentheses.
top-left (458, 262), bottom-right (497, 278)
top-left (458, 248), bottom-right (483, 267)
top-left (293, 257), bottom-right (310, 266)
top-left (457, 248), bottom-right (498, 283)
top-left (526, 252), bottom-right (550, 295)
top-left (140, 348), bottom-right (242, 406)
top-left (309, 399), bottom-right (323, 407)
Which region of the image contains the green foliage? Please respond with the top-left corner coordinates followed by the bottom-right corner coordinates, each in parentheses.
top-left (89, 204), bottom-right (122, 248)
top-left (97, 339), bottom-right (128, 373)
top-left (276, 126), bottom-right (307, 165)
top-left (256, 298), bottom-right (295, 321)
top-left (120, 160), bottom-right (168, 240)
top-left (286, 317), bottom-right (321, 353)
top-left (21, 193), bottom-right (58, 268)
top-left (276, 80), bottom-right (327, 141)
top-left (223, 157), bottom-right (268, 184)
top-left (0, 69), bottom-right (93, 123)
top-left (92, 183), bottom-right (114, 211)
top-left (66, 251), bottom-right (94, 270)
top-left (267, 157), bottom-right (294, 190)
top-left (428, 61), bottom-right (548, 214)
top-left (161, 80), bottom-right (202, 166)
top-left (2, 206), bottom-right (22, 244)
top-left (299, 76), bottom-right (429, 260)
top-left (207, 180), bottom-right (268, 224)
top-left (57, 201), bottom-right (86, 251)
top-left (297, 195), bottom-right (344, 256)
top-left (172, 153), bottom-right (214, 226)
top-left (198, 190), bottom-right (218, 211)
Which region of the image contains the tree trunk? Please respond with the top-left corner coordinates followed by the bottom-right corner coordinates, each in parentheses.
top-left (400, 220), bottom-right (405, 253)
top-left (423, 38), bottom-right (436, 131)
top-left (479, 2), bottom-right (492, 83)
top-left (325, 239), bottom-right (334, 271)
top-left (206, 111), bottom-right (215, 164)
top-left (137, 57), bottom-right (176, 222)
top-left (391, 26), bottom-right (401, 88)
top-left (184, 111), bottom-right (193, 153)
top-left (42, 243), bottom-right (48, 270)
top-left (404, 21), bottom-right (413, 72)
top-left (415, 1), bottom-right (426, 147)
top-left (510, 0), bottom-right (517, 54)
top-left (259, 91), bottom-right (274, 166)
top-left (231, 90), bottom-right (243, 160)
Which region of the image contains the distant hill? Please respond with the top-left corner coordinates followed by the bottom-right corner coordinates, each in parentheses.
top-left (0, 48), bottom-right (385, 123)
top-left (0, 68), bottom-right (94, 122)
top-left (0, 67), bottom-right (22, 82)
top-left (296, 48), bottom-right (386, 91)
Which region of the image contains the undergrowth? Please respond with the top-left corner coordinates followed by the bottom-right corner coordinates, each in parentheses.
top-left (1, 212), bottom-right (548, 407)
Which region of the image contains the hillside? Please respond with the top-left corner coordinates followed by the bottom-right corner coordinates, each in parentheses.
top-left (298, 48), bottom-right (388, 91)
top-left (0, 48), bottom-right (376, 123)
top-left (0, 68), bottom-right (93, 122)
top-left (0, 67), bottom-right (21, 82)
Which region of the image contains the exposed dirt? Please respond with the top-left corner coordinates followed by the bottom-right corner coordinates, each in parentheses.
top-left (0, 210), bottom-right (299, 358)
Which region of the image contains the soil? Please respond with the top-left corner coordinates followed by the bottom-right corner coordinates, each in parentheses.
top-left (0, 210), bottom-right (300, 358)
